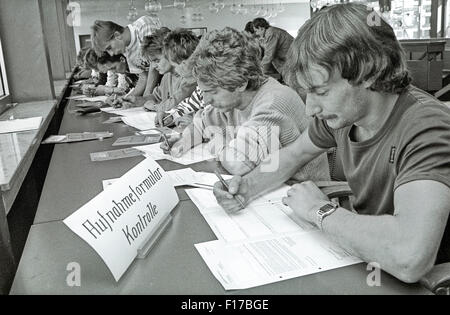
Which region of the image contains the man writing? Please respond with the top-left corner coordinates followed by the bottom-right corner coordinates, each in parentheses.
top-left (214, 3), bottom-right (450, 284)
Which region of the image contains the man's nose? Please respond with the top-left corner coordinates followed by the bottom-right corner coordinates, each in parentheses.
top-left (305, 94), bottom-right (322, 117)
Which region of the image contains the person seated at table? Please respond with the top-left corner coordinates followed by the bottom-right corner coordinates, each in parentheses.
top-left (73, 47), bottom-right (93, 81)
top-left (213, 3), bottom-right (450, 284)
top-left (162, 27), bottom-right (330, 178)
top-left (91, 17), bottom-right (162, 99)
top-left (79, 49), bottom-right (107, 95)
top-left (118, 27), bottom-right (182, 109)
top-left (85, 53), bottom-right (139, 97)
top-left (144, 29), bottom-right (199, 118)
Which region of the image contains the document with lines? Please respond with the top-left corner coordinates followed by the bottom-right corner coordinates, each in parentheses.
top-left (195, 231), bottom-right (362, 290)
top-left (185, 185), bottom-right (316, 242)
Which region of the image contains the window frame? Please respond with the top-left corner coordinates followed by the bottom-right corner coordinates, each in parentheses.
top-left (0, 36), bottom-right (11, 107)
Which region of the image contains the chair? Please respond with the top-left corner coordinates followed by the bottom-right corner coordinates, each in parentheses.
top-left (0, 201), bottom-right (15, 294)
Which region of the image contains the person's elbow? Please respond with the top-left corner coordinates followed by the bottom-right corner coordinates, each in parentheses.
top-left (391, 246), bottom-right (436, 283)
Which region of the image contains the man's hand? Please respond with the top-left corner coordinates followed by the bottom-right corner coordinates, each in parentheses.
top-left (174, 115), bottom-right (192, 129)
top-left (144, 100), bottom-right (157, 111)
top-left (121, 95), bottom-right (146, 109)
top-left (154, 110), bottom-right (167, 127)
top-left (213, 176), bottom-right (250, 213)
top-left (282, 181), bottom-right (330, 225)
top-left (159, 133), bottom-right (186, 157)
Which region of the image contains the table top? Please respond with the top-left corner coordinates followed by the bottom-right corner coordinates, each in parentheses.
top-left (11, 93), bottom-right (431, 295)
top-left (11, 206), bottom-right (429, 295)
top-left (0, 100), bottom-right (56, 191)
top-left (33, 99), bottom-right (221, 225)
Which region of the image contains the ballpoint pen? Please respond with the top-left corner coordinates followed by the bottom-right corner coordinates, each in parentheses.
top-left (214, 170), bottom-right (246, 209)
top-left (160, 132), bottom-right (172, 156)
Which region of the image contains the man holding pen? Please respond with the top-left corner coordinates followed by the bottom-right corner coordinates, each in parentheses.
top-left (213, 4), bottom-right (450, 284)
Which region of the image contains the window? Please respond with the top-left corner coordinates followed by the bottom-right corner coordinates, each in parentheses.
top-left (0, 35), bottom-right (11, 111)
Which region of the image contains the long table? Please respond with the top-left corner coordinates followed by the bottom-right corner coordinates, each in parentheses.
top-left (10, 93), bottom-right (430, 295)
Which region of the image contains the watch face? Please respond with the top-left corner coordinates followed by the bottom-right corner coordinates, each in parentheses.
top-left (319, 203), bottom-right (336, 214)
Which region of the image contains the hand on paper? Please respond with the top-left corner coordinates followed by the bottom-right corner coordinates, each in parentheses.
top-left (213, 176), bottom-right (249, 213)
top-left (281, 181), bottom-right (330, 225)
top-left (121, 95), bottom-right (146, 109)
top-left (155, 110), bottom-right (167, 127)
top-left (174, 115), bottom-right (192, 129)
top-left (144, 100), bottom-right (157, 111)
top-left (159, 133), bottom-right (182, 156)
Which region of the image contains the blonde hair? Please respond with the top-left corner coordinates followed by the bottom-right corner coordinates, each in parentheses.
top-left (192, 27), bottom-right (265, 91)
top-left (163, 29), bottom-right (199, 64)
top-left (91, 20), bottom-right (124, 56)
top-left (141, 27), bottom-right (171, 58)
top-left (285, 3), bottom-right (411, 94)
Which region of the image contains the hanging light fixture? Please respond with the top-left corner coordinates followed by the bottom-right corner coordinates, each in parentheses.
top-left (209, 2), bottom-right (219, 14)
top-left (180, 15), bottom-right (187, 24)
top-left (238, 1), bottom-right (248, 15)
top-left (230, 1), bottom-right (240, 15)
top-left (127, 0), bottom-right (138, 21)
top-left (145, 0), bottom-right (162, 13)
top-left (216, 0), bottom-right (225, 10)
top-left (174, 0), bottom-right (186, 10)
top-left (277, 1), bottom-right (285, 13)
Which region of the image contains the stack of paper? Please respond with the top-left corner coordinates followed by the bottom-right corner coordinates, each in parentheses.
top-left (0, 117), bottom-right (42, 134)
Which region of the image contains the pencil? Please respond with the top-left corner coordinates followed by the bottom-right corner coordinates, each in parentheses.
top-left (214, 170), bottom-right (246, 209)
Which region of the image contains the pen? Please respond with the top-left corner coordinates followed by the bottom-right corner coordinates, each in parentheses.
top-left (214, 170), bottom-right (246, 209)
top-left (160, 132), bottom-right (172, 156)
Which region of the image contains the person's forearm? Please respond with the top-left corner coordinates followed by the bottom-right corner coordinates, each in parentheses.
top-left (245, 136), bottom-right (320, 198)
top-left (144, 68), bottom-right (161, 96)
top-left (130, 72), bottom-right (147, 96)
top-left (320, 209), bottom-right (432, 283)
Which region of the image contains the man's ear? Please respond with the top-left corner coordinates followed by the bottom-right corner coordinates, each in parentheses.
top-left (114, 31), bottom-right (122, 40)
top-left (362, 77), bottom-right (376, 89)
top-left (237, 81), bottom-right (248, 92)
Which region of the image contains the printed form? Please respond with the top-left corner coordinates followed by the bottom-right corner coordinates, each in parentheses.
top-left (195, 231), bottom-right (362, 290)
top-left (186, 185), bottom-right (362, 289)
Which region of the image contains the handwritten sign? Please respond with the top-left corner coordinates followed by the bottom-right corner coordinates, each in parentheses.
top-left (63, 158), bottom-right (179, 281)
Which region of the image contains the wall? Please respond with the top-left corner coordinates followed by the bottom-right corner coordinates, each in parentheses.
top-left (41, 0), bottom-right (67, 80)
top-left (0, 0), bottom-right (54, 102)
top-left (72, 0), bottom-right (310, 53)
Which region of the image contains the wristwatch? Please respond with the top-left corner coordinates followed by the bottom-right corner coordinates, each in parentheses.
top-left (317, 202), bottom-right (339, 231)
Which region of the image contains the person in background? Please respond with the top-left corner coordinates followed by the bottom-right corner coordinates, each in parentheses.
top-left (73, 47), bottom-right (92, 81)
top-left (90, 16), bottom-right (162, 99)
top-left (87, 53), bottom-right (138, 97)
top-left (252, 17), bottom-right (293, 81)
top-left (162, 27), bottom-right (329, 178)
top-left (119, 27), bottom-right (181, 109)
top-left (215, 3), bottom-right (450, 284)
top-left (79, 48), bottom-right (107, 95)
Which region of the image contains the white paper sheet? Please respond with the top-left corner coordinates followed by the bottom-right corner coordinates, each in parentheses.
top-left (121, 112), bottom-right (157, 131)
top-left (0, 117), bottom-right (42, 134)
top-left (64, 158), bottom-right (179, 281)
top-left (186, 185), bottom-right (315, 242)
top-left (195, 231), bottom-right (362, 290)
top-left (100, 107), bottom-right (148, 117)
top-left (101, 169), bottom-right (216, 190)
top-left (67, 95), bottom-right (108, 102)
top-left (134, 143), bottom-right (215, 165)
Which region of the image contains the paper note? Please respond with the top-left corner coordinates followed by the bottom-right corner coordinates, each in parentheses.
top-left (121, 112), bottom-right (157, 131)
top-left (112, 135), bottom-right (161, 147)
top-left (195, 232), bottom-right (362, 290)
top-left (90, 148), bottom-right (143, 161)
top-left (0, 117), bottom-right (42, 134)
top-left (100, 107), bottom-right (147, 117)
top-left (67, 95), bottom-right (108, 102)
top-left (64, 158), bottom-right (179, 281)
top-left (186, 185), bottom-right (315, 242)
top-left (134, 143), bottom-right (214, 165)
top-left (42, 132), bottom-right (113, 144)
